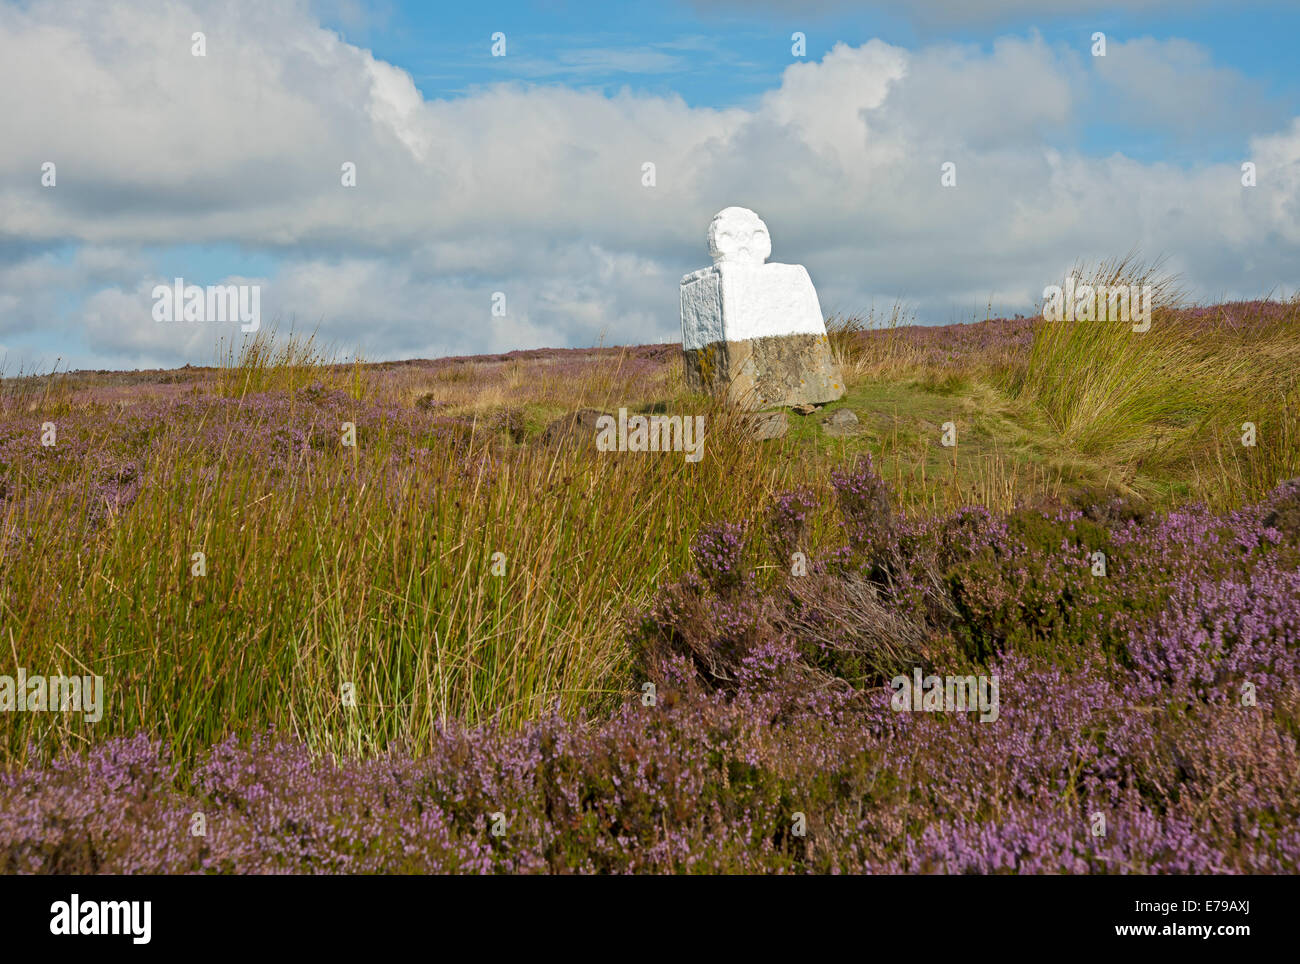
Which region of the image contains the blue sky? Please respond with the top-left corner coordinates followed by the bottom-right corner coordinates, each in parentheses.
top-left (343, 0), bottom-right (1300, 122)
top-left (342, 0), bottom-right (1300, 160)
top-left (1, 0), bottom-right (1298, 370)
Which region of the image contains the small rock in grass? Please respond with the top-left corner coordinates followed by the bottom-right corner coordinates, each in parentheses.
top-left (745, 410), bottom-right (789, 440)
top-left (821, 408), bottom-right (860, 436)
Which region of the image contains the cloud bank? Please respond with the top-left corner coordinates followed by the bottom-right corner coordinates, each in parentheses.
top-left (0, 0), bottom-right (1295, 369)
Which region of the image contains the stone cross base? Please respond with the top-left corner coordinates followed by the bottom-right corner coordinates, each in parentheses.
top-left (683, 332), bottom-right (843, 408)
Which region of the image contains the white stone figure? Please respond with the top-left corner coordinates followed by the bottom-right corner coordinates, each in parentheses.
top-left (708, 206), bottom-right (771, 264)
top-left (680, 206), bottom-right (843, 408)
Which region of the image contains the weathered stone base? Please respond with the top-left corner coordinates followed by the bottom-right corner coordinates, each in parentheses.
top-left (683, 333), bottom-right (845, 409)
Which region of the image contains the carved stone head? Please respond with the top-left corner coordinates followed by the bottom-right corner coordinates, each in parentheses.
top-left (707, 206), bottom-right (771, 265)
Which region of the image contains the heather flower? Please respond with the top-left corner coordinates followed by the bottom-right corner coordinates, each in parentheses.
top-left (4, 372), bottom-right (1299, 873)
top-left (766, 485), bottom-right (820, 563)
top-left (830, 456), bottom-right (895, 580)
top-left (691, 521), bottom-right (747, 594)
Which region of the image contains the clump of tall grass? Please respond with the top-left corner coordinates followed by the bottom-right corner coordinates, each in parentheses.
top-left (215, 326), bottom-right (370, 401)
top-left (1010, 256), bottom-right (1299, 501)
top-left (1013, 255), bottom-right (1189, 449)
top-left (0, 360), bottom-right (75, 418)
top-left (825, 313), bottom-right (868, 370)
top-left (0, 355), bottom-right (809, 767)
top-left (1193, 384), bottom-right (1300, 506)
top-left (826, 303), bottom-right (917, 378)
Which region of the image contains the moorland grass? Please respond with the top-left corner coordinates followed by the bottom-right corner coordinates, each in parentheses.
top-left (2, 290), bottom-right (1297, 768)
top-left (0, 347), bottom-right (807, 764)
